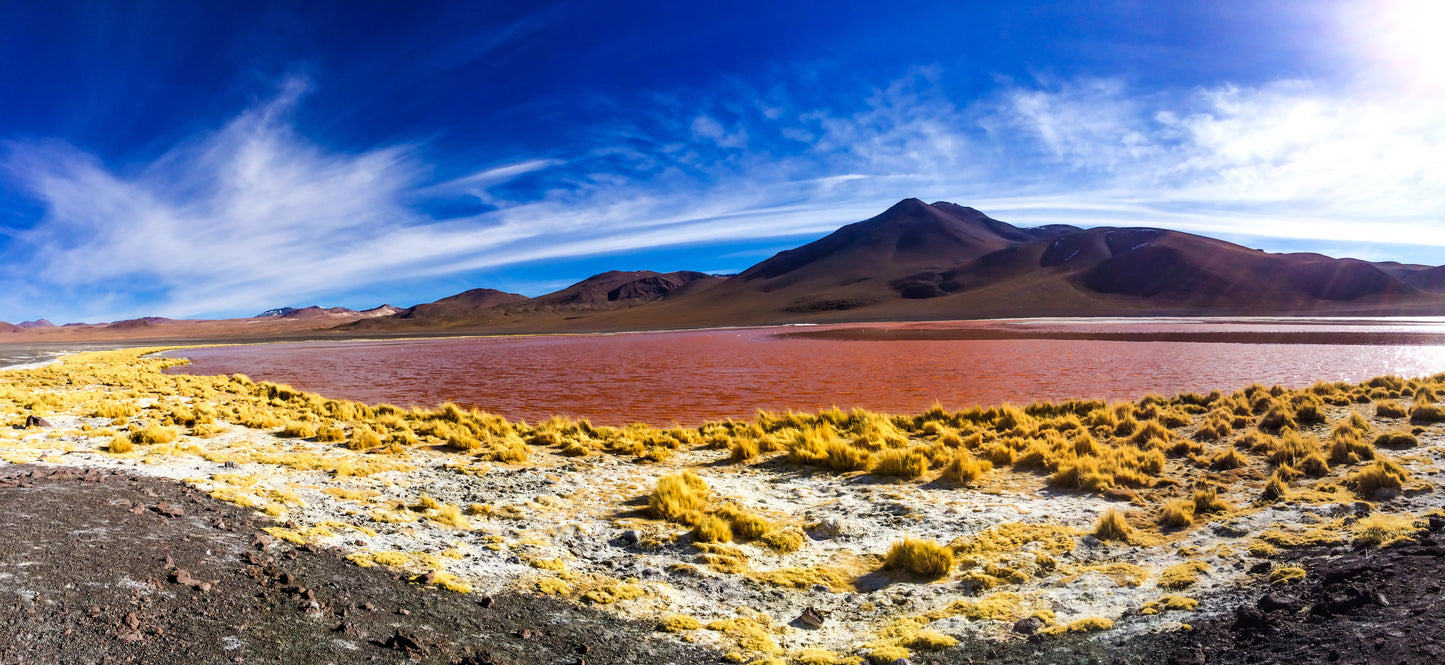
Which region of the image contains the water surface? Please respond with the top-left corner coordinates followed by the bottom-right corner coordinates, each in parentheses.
top-left (164, 319), bottom-right (1445, 425)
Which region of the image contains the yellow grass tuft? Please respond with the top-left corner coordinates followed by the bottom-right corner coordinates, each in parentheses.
top-left (130, 423), bottom-right (178, 444)
top-left (1158, 561), bottom-right (1208, 589)
top-left (1093, 509), bottom-right (1134, 542)
top-left (1348, 458), bottom-right (1410, 499)
top-left (1160, 499), bottom-right (1195, 528)
top-left (883, 537), bottom-right (954, 578)
top-left (658, 614), bottom-right (701, 632)
top-left (693, 514), bottom-right (734, 543)
top-left (315, 424), bottom-right (346, 442)
top-left (107, 434), bottom-right (135, 454)
top-left (872, 448), bottom-right (929, 479)
top-left (1353, 514), bottom-right (1423, 547)
top-left (649, 471), bottom-right (710, 525)
top-left (1140, 595), bottom-right (1198, 615)
top-left (1269, 564), bottom-right (1306, 584)
top-left (939, 451), bottom-right (992, 484)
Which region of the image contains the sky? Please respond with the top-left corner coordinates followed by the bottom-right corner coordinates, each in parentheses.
top-left (1, 0), bottom-right (1442, 322)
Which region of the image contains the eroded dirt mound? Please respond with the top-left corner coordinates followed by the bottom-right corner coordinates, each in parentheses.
top-left (0, 465), bottom-right (720, 665)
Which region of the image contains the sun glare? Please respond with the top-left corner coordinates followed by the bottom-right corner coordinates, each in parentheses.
top-left (1351, 0), bottom-right (1445, 89)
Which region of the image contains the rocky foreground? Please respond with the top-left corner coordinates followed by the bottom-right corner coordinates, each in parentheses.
top-left (1, 348), bottom-right (1444, 664)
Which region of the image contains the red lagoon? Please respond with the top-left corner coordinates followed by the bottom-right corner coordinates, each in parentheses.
top-left (164, 321), bottom-right (1445, 426)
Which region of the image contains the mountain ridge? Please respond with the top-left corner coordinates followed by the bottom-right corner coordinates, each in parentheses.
top-left (6, 199), bottom-right (1444, 340)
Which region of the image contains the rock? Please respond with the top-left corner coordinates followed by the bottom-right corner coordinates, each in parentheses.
top-left (1257, 593), bottom-right (1298, 613)
top-left (1429, 515), bottom-right (1445, 532)
top-left (1248, 561), bottom-right (1272, 575)
top-left (890, 659), bottom-right (912, 665)
top-left (796, 607), bottom-right (825, 629)
top-left (171, 569), bottom-right (197, 586)
top-left (1213, 522), bottom-right (1250, 538)
top-left (619, 530), bottom-right (640, 545)
top-left (809, 518), bottom-right (848, 539)
top-left (380, 629), bottom-right (424, 654)
top-left (1013, 616), bottom-right (1044, 635)
top-left (1233, 605), bottom-right (1267, 632)
top-left (223, 460), bottom-right (240, 469)
top-left (24, 415), bottom-right (51, 428)
top-left (155, 502), bottom-right (184, 517)
top-left (479, 596), bottom-right (495, 609)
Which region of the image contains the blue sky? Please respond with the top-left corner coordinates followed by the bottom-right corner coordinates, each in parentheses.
top-left (2, 1), bottom-right (1443, 322)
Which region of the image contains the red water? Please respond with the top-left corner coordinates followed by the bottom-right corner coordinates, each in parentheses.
top-left (162, 322), bottom-right (1445, 426)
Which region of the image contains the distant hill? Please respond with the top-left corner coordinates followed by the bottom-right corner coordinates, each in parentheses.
top-left (345, 271), bottom-right (722, 331)
top-left (16, 319), bottom-right (55, 328)
top-left (256, 305), bottom-right (403, 319)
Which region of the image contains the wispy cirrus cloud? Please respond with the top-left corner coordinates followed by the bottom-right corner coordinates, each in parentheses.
top-left (2, 64), bottom-right (1443, 322)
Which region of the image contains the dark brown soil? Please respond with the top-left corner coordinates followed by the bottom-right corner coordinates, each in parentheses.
top-left (937, 517), bottom-right (1445, 665)
top-left (0, 465), bottom-right (720, 665)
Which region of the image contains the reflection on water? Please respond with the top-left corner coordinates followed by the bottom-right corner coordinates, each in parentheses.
top-left (163, 320), bottom-right (1445, 425)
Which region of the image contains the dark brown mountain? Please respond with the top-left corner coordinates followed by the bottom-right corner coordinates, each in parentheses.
top-left (346, 271), bottom-right (722, 331)
top-left (106, 317), bottom-right (177, 329)
top-left (1397, 266), bottom-right (1445, 293)
top-left (391, 288), bottom-right (528, 322)
top-left (508, 199), bottom-right (1444, 330)
top-left (501, 271), bottom-right (720, 311)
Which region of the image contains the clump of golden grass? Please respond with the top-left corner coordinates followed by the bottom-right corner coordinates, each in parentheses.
top-left (658, 614), bottom-right (701, 632)
top-left (130, 422), bottom-right (178, 444)
top-left (939, 451), bottom-right (991, 484)
top-left (1353, 514), bottom-right (1423, 547)
top-left (347, 426), bottom-right (383, 451)
top-left (649, 471), bottom-right (709, 525)
top-left (1140, 595), bottom-right (1198, 614)
top-left (1210, 446), bottom-right (1248, 470)
top-left (883, 537), bottom-right (954, 578)
top-left (872, 448), bottom-right (928, 479)
top-left (1269, 564), bottom-right (1306, 584)
top-left (1373, 431), bottom-right (1419, 449)
top-left (1160, 499), bottom-right (1196, 528)
top-left (279, 420), bottom-right (316, 438)
top-left (1410, 403), bottom-right (1445, 423)
top-left (107, 434), bottom-right (134, 454)
top-left (713, 504), bottom-right (773, 540)
top-left (1348, 458), bottom-right (1410, 499)
top-left (315, 424), bottom-right (346, 442)
top-left (1038, 617), bottom-right (1113, 636)
top-left (1158, 561), bottom-right (1208, 589)
top-left (1262, 470), bottom-right (1291, 501)
top-left (1376, 400), bottom-right (1409, 418)
top-left (692, 514), bottom-right (733, 543)
top-left (1092, 509), bottom-right (1134, 542)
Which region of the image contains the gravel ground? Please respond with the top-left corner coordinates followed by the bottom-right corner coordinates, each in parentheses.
top-left (0, 464), bottom-right (720, 665)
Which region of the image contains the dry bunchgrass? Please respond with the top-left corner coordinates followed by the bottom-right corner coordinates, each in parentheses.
top-left (872, 448), bottom-right (929, 479)
top-left (1348, 458), bottom-right (1410, 499)
top-left (1093, 509), bottom-right (1134, 542)
top-left (939, 451), bottom-right (992, 485)
top-left (130, 422), bottom-right (178, 445)
top-left (1376, 400), bottom-right (1409, 418)
top-left (649, 471), bottom-right (709, 525)
top-left (883, 537), bottom-right (954, 578)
